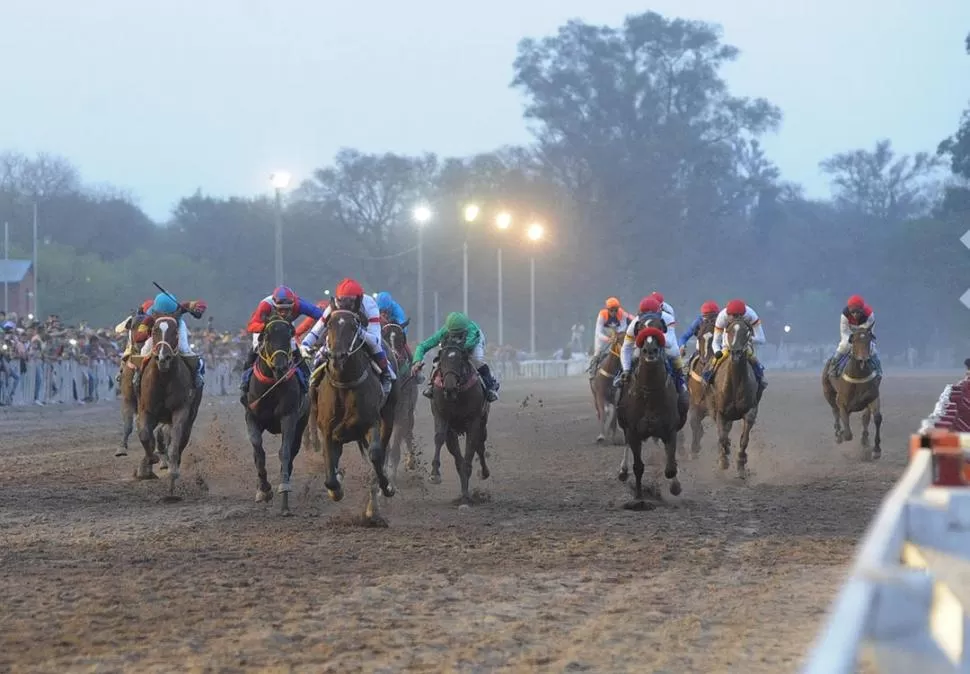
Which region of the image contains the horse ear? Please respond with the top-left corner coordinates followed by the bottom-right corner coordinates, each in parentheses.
top-left (401, 319), bottom-right (410, 329)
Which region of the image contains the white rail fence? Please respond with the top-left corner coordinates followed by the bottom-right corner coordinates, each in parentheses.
top-left (803, 380), bottom-right (970, 673)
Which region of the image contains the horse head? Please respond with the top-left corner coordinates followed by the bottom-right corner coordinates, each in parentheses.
top-left (437, 341), bottom-right (470, 401)
top-left (326, 309), bottom-right (364, 373)
top-left (382, 322), bottom-right (408, 362)
top-left (151, 315), bottom-right (180, 372)
top-left (697, 317), bottom-right (717, 362)
top-left (722, 316), bottom-right (752, 363)
top-left (849, 326), bottom-right (874, 364)
top-left (260, 314), bottom-right (295, 379)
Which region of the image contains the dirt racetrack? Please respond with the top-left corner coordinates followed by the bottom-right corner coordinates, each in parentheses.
top-left (0, 370), bottom-right (955, 673)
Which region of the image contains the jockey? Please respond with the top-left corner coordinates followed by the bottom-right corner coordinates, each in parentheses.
top-left (301, 277), bottom-right (396, 395)
top-left (587, 297), bottom-right (631, 374)
top-left (411, 311), bottom-right (499, 402)
top-left (239, 286), bottom-right (324, 393)
top-left (375, 291), bottom-right (408, 333)
top-left (827, 294), bottom-right (882, 378)
top-left (136, 291), bottom-right (207, 387)
top-left (114, 299), bottom-right (153, 384)
top-left (650, 291), bottom-right (677, 328)
top-left (704, 299), bottom-right (766, 390)
top-left (678, 301), bottom-right (720, 357)
top-left (618, 297), bottom-right (685, 394)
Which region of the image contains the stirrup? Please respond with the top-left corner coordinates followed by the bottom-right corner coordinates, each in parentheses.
top-left (422, 385), bottom-right (433, 399)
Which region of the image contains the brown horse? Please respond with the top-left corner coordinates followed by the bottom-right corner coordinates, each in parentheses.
top-left (118, 361), bottom-right (169, 463)
top-left (684, 316), bottom-right (718, 458)
top-left (822, 326), bottom-right (882, 459)
top-left (134, 315), bottom-right (204, 499)
top-left (708, 316), bottom-right (761, 477)
top-left (382, 320), bottom-right (418, 491)
top-left (590, 329), bottom-right (624, 444)
top-left (423, 337), bottom-right (490, 504)
top-left (616, 327), bottom-right (685, 507)
top-left (314, 309), bottom-right (396, 522)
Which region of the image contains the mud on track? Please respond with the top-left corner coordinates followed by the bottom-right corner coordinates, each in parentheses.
top-left (0, 371), bottom-right (955, 673)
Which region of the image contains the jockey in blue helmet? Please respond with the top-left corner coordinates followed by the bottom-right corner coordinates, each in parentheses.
top-left (136, 291), bottom-right (207, 387)
top-left (375, 292), bottom-right (408, 333)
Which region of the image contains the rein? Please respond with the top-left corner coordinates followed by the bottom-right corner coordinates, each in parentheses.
top-left (255, 317), bottom-right (294, 384)
top-left (324, 309), bottom-right (369, 389)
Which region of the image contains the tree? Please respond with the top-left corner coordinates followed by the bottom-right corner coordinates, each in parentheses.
top-left (937, 32), bottom-right (970, 215)
top-left (819, 139), bottom-right (943, 222)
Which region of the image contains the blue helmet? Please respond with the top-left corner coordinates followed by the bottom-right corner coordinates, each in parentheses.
top-left (153, 292), bottom-right (179, 314)
top-left (375, 291), bottom-right (394, 311)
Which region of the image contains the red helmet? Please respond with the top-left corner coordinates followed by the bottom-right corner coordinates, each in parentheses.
top-left (335, 278), bottom-right (364, 298)
top-left (140, 299), bottom-right (154, 312)
top-left (847, 295), bottom-right (865, 310)
top-left (635, 326), bottom-right (666, 349)
top-left (651, 291), bottom-right (664, 305)
top-left (701, 301), bottom-right (720, 315)
top-left (726, 299), bottom-right (746, 316)
top-left (639, 297), bottom-right (661, 314)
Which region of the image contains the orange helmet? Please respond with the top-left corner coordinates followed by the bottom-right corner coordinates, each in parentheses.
top-left (605, 297), bottom-right (620, 309)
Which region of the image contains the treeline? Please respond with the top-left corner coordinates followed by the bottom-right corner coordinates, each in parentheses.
top-left (1, 12), bottom-right (968, 357)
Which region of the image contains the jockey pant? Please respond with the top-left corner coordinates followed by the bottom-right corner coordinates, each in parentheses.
top-left (140, 318), bottom-right (193, 356)
top-left (469, 334), bottom-right (487, 369)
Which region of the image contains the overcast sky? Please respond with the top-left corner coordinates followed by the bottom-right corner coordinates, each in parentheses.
top-left (1, 1), bottom-right (967, 221)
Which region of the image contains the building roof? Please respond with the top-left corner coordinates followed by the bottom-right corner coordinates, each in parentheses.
top-left (0, 259), bottom-right (32, 283)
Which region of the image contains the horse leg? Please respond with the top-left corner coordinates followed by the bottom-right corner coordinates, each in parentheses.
top-left (474, 421), bottom-right (490, 481)
top-left (246, 413), bottom-right (273, 503)
top-left (861, 408), bottom-right (871, 448)
top-left (277, 413), bottom-right (301, 516)
top-left (404, 393), bottom-right (418, 471)
top-left (828, 399), bottom-right (844, 444)
top-left (618, 445), bottom-right (631, 482)
top-left (663, 432), bottom-right (681, 496)
top-left (118, 399), bottom-right (134, 457)
top-left (630, 438), bottom-right (646, 503)
top-left (593, 386), bottom-right (606, 444)
top-left (446, 431), bottom-right (471, 504)
top-left (166, 410), bottom-right (191, 497)
top-left (839, 406), bottom-right (853, 443)
top-left (430, 415), bottom-right (447, 484)
top-left (737, 410), bottom-right (756, 479)
top-left (717, 415), bottom-right (732, 471)
top-left (369, 418), bottom-right (394, 499)
top-left (386, 425), bottom-right (402, 492)
top-left (136, 413), bottom-right (159, 480)
top-left (872, 398), bottom-right (883, 460)
top-left (689, 405), bottom-right (706, 459)
top-left (322, 424), bottom-right (344, 502)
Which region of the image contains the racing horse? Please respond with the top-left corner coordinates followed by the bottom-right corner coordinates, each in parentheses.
top-left (822, 325), bottom-right (882, 459)
top-left (684, 315), bottom-right (718, 458)
top-left (590, 329), bottom-right (624, 445)
top-left (134, 314), bottom-right (204, 499)
top-left (242, 314), bottom-right (310, 515)
top-left (419, 334), bottom-right (490, 505)
top-left (616, 327), bottom-right (685, 507)
top-left (118, 357), bottom-right (170, 464)
top-left (381, 319), bottom-right (419, 491)
top-left (314, 309), bottom-right (396, 522)
top-left (708, 315), bottom-right (762, 478)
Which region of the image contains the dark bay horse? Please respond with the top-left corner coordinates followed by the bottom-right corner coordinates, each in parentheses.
top-left (423, 337), bottom-right (490, 504)
top-left (590, 329), bottom-right (624, 445)
top-left (382, 320), bottom-right (418, 491)
top-left (242, 314), bottom-right (310, 515)
top-left (135, 315), bottom-right (204, 499)
top-left (315, 309), bottom-right (396, 522)
top-left (822, 325), bottom-right (882, 459)
top-left (708, 316), bottom-right (761, 477)
top-left (685, 316), bottom-right (717, 458)
top-left (616, 327), bottom-right (685, 507)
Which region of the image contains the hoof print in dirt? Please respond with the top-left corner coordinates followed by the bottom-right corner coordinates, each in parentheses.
top-left (160, 495), bottom-right (183, 504)
top-left (623, 500), bottom-right (658, 511)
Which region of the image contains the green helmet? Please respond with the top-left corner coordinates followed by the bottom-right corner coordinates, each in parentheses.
top-left (445, 311), bottom-right (470, 332)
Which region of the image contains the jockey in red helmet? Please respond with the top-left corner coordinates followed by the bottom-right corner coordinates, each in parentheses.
top-left (300, 277), bottom-right (396, 395)
top-left (617, 296), bottom-right (686, 395)
top-left (826, 295), bottom-right (881, 378)
top-left (703, 299), bottom-right (767, 391)
top-left (650, 291), bottom-right (677, 328)
top-left (678, 300), bottom-right (720, 359)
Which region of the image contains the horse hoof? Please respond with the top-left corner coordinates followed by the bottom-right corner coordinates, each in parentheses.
top-left (622, 500), bottom-right (657, 511)
top-left (381, 484), bottom-right (395, 498)
top-left (280, 509), bottom-right (292, 517)
top-left (428, 474), bottom-right (442, 485)
top-left (737, 465), bottom-right (748, 480)
top-left (718, 456), bottom-right (729, 470)
top-left (871, 448), bottom-right (882, 461)
top-left (669, 479), bottom-right (682, 496)
top-left (596, 435), bottom-right (605, 444)
top-left (479, 468), bottom-right (490, 480)
top-left (277, 481), bottom-right (292, 494)
top-left (255, 489), bottom-right (273, 503)
top-left (115, 449), bottom-right (128, 457)
top-left (617, 470), bottom-right (629, 482)
top-left (327, 488), bottom-right (344, 503)
top-left (664, 467), bottom-right (677, 480)
top-left (135, 470), bottom-right (158, 481)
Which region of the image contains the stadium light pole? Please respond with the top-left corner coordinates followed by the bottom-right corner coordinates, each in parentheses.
top-left (526, 222), bottom-right (545, 356)
top-left (413, 204), bottom-right (432, 342)
top-left (494, 211), bottom-right (512, 346)
top-left (462, 204), bottom-right (479, 314)
top-left (270, 171), bottom-right (291, 287)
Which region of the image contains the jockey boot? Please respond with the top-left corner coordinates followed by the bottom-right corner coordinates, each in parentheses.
top-left (670, 356), bottom-right (687, 394)
top-left (477, 364), bottom-right (500, 402)
top-left (195, 357), bottom-right (205, 390)
top-left (702, 354), bottom-right (721, 385)
top-left (749, 355), bottom-right (767, 392)
top-left (239, 349), bottom-right (258, 393)
top-left (375, 352), bottom-right (396, 396)
top-left (871, 353), bottom-right (883, 377)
